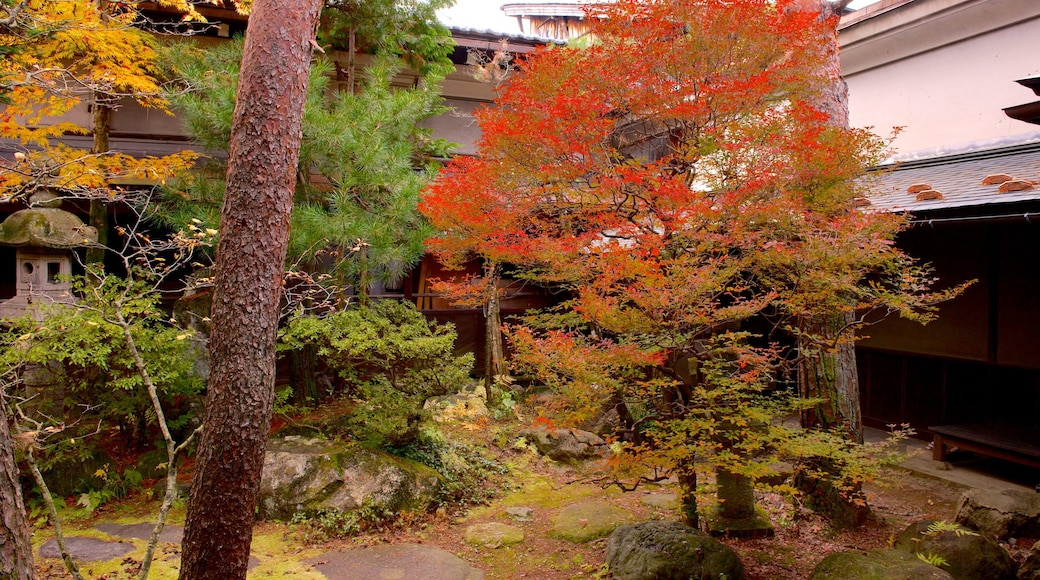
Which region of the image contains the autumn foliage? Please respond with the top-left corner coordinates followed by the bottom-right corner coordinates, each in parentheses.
top-left (0, 0), bottom-right (198, 202)
top-left (422, 0), bottom-right (955, 520)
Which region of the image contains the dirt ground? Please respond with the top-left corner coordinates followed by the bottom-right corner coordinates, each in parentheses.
top-left (315, 442), bottom-right (972, 579)
top-left (30, 419), bottom-right (1003, 580)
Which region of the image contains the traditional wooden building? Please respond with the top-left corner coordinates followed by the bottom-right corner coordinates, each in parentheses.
top-left (840, 0), bottom-right (1040, 467)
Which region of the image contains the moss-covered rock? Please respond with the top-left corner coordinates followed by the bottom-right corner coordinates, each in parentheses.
top-left (424, 392), bottom-right (488, 423)
top-left (519, 427), bottom-right (608, 464)
top-left (463, 522), bottom-right (524, 548)
top-left (607, 520), bottom-right (744, 580)
top-left (548, 501), bottom-right (633, 543)
top-left (0, 208), bottom-right (97, 248)
top-left (257, 436), bottom-right (442, 521)
top-left (809, 549), bottom-right (954, 580)
top-left (893, 520), bottom-right (1017, 580)
top-left (1020, 540), bottom-right (1040, 580)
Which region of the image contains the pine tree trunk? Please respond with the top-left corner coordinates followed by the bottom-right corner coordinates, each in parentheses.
top-left (178, 1), bottom-right (323, 578)
top-left (0, 399), bottom-right (34, 580)
top-left (798, 314), bottom-right (863, 443)
top-left (796, 0), bottom-right (863, 444)
top-left (86, 102), bottom-right (111, 268)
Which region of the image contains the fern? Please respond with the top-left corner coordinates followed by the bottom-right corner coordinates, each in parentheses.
top-left (917, 552), bottom-right (949, 568)
top-left (924, 520), bottom-right (977, 537)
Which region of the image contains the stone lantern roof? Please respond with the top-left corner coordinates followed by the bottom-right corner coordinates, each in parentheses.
top-left (0, 193), bottom-right (98, 248)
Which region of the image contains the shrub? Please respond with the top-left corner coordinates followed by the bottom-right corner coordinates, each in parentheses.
top-left (387, 424), bottom-right (510, 508)
top-left (280, 300), bottom-right (473, 445)
top-left (1, 274), bottom-right (204, 466)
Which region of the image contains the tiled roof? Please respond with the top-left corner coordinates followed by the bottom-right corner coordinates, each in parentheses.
top-left (863, 143), bottom-right (1040, 214)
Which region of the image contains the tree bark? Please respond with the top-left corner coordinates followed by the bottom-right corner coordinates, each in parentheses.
top-left (798, 317), bottom-right (862, 443)
top-left (796, 0), bottom-right (863, 444)
top-left (0, 398), bottom-right (34, 580)
top-left (178, 0), bottom-right (323, 578)
top-left (483, 262), bottom-right (507, 391)
top-left (86, 102), bottom-right (112, 268)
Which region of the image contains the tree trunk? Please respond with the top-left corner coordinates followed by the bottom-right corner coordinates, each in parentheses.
top-left (178, 1), bottom-right (323, 578)
top-left (676, 457), bottom-right (698, 530)
top-left (86, 102), bottom-right (112, 268)
top-left (796, 0), bottom-right (863, 444)
top-left (0, 399), bottom-right (34, 580)
top-left (797, 315), bottom-right (862, 443)
top-left (483, 262), bottom-right (507, 390)
top-left (289, 344), bottom-right (319, 405)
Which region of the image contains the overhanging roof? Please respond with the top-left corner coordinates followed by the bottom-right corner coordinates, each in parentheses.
top-left (864, 142), bottom-right (1040, 214)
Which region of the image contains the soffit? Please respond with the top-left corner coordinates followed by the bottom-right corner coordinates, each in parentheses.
top-left (839, 0), bottom-right (1040, 76)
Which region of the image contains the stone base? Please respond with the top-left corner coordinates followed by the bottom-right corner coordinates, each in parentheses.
top-left (705, 505), bottom-right (775, 539)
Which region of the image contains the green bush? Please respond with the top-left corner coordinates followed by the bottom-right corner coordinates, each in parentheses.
top-left (1, 273), bottom-right (204, 471)
top-left (387, 425), bottom-right (510, 508)
top-left (280, 300), bottom-right (473, 445)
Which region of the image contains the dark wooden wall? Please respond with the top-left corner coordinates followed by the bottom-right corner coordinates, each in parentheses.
top-left (857, 214), bottom-right (1040, 432)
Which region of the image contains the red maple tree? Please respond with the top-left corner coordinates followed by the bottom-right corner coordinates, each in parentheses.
top-left (421, 0), bottom-right (957, 526)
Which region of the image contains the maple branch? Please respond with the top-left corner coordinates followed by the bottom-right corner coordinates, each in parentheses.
top-left (0, 0), bottom-right (26, 28)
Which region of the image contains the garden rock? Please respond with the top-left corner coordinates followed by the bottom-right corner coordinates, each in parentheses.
top-left (809, 549), bottom-right (954, 579)
top-left (39, 537), bottom-right (134, 562)
top-left (505, 506), bottom-right (533, 521)
top-left (955, 488), bottom-right (1040, 540)
top-left (463, 522), bottom-right (524, 548)
top-left (307, 543), bottom-right (483, 580)
top-left (893, 520), bottom-right (1017, 580)
top-left (257, 436), bottom-right (442, 521)
top-left (606, 520), bottom-right (745, 580)
top-left (95, 522), bottom-right (183, 543)
top-left (641, 492), bottom-right (678, 510)
top-left (424, 392), bottom-right (488, 422)
top-left (549, 501), bottom-right (633, 543)
top-left (519, 427), bottom-right (609, 463)
top-left (40, 447), bottom-right (118, 496)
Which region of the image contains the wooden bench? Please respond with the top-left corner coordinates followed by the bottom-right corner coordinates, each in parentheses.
top-left (929, 423), bottom-right (1040, 470)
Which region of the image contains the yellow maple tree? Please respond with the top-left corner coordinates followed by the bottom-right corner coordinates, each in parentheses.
top-left (0, 0), bottom-right (205, 205)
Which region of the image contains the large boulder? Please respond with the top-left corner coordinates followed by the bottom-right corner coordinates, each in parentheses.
top-left (257, 436), bottom-right (441, 521)
top-left (955, 488), bottom-right (1040, 540)
top-left (893, 520), bottom-right (1017, 580)
top-left (809, 549), bottom-right (954, 580)
top-left (519, 427), bottom-right (608, 463)
top-left (606, 520), bottom-right (744, 580)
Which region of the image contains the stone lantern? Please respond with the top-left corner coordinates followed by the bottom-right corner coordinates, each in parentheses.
top-left (0, 193), bottom-right (98, 319)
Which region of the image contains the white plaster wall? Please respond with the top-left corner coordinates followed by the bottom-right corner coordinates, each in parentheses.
top-left (840, 0), bottom-right (1040, 157)
top-left (844, 17), bottom-right (1040, 155)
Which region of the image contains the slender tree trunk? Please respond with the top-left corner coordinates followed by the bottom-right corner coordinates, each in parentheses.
top-left (86, 102), bottom-right (112, 268)
top-left (483, 262), bottom-right (507, 390)
top-left (0, 398), bottom-right (34, 580)
top-left (179, 1), bottom-right (322, 578)
top-left (676, 456), bottom-right (698, 530)
top-left (347, 28), bottom-right (356, 94)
